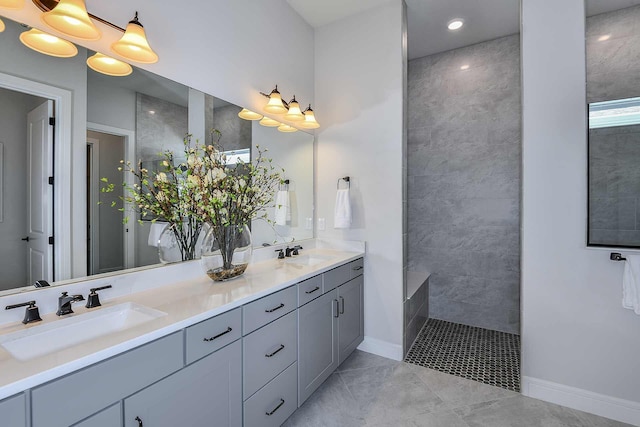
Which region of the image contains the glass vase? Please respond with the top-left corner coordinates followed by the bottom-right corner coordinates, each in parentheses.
top-left (201, 224), bottom-right (252, 281)
top-left (157, 221), bottom-right (208, 264)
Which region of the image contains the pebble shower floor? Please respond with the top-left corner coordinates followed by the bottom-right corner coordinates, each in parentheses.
top-left (405, 318), bottom-right (521, 392)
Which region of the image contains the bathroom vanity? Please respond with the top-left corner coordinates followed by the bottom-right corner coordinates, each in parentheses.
top-left (0, 246), bottom-right (364, 427)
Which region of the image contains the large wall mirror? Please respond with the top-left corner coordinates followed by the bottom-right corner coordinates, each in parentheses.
top-left (587, 0), bottom-right (640, 248)
top-left (0, 17), bottom-right (314, 294)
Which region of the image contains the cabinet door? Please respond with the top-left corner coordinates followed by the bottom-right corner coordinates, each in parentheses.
top-left (73, 403), bottom-right (121, 427)
top-left (0, 394), bottom-right (26, 427)
top-left (338, 275), bottom-right (364, 364)
top-left (124, 340), bottom-right (242, 427)
top-left (297, 289), bottom-right (339, 406)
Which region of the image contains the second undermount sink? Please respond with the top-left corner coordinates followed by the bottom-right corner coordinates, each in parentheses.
top-left (285, 254), bottom-right (334, 267)
top-left (0, 302), bottom-right (167, 361)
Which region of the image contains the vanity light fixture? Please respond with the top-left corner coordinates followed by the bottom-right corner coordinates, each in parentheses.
top-left (111, 12), bottom-right (158, 64)
top-left (238, 108), bottom-right (263, 120)
top-left (20, 27), bottom-right (78, 57)
top-left (263, 85), bottom-right (288, 114)
top-left (283, 95), bottom-right (304, 122)
top-left (447, 19), bottom-right (464, 30)
top-left (598, 34), bottom-right (611, 42)
top-left (259, 116), bottom-right (281, 127)
top-left (41, 0), bottom-right (101, 40)
top-left (299, 105), bottom-right (320, 129)
top-left (0, 18), bottom-right (5, 32)
top-left (87, 52), bottom-right (133, 76)
top-left (277, 123), bottom-right (298, 133)
top-left (460, 64), bottom-right (470, 70)
top-left (0, 0), bottom-right (24, 9)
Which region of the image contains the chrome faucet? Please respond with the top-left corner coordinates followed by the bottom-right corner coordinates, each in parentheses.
top-left (56, 292), bottom-right (85, 316)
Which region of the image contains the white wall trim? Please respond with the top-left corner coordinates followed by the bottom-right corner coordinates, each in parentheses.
top-left (522, 376), bottom-right (640, 426)
top-left (357, 336), bottom-right (403, 361)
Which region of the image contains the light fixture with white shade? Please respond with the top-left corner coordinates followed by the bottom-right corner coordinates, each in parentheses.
top-left (41, 0), bottom-right (101, 40)
top-left (263, 85), bottom-right (288, 114)
top-left (259, 116), bottom-right (280, 127)
top-left (277, 123), bottom-right (298, 133)
top-left (111, 12), bottom-right (158, 64)
top-left (283, 96), bottom-right (304, 122)
top-left (299, 105), bottom-right (320, 129)
top-left (0, 0), bottom-right (23, 9)
top-left (20, 27), bottom-right (78, 57)
top-left (0, 18), bottom-right (5, 32)
top-left (238, 108), bottom-right (263, 120)
top-left (447, 19), bottom-right (464, 30)
top-left (87, 52), bottom-right (132, 76)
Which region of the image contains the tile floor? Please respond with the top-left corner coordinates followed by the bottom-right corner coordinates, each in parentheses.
top-left (405, 319), bottom-right (520, 392)
top-left (282, 350), bottom-right (630, 427)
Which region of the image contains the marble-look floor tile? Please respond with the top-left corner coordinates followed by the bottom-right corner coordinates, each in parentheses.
top-left (336, 348), bottom-right (399, 372)
top-left (407, 410), bottom-right (472, 427)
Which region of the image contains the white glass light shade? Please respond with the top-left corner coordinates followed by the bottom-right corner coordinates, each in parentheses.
top-left (87, 53), bottom-right (132, 76)
top-left (299, 106), bottom-right (320, 129)
top-left (238, 108), bottom-right (263, 120)
top-left (20, 28), bottom-right (78, 58)
top-left (0, 18), bottom-right (5, 33)
top-left (0, 0), bottom-right (24, 9)
top-left (447, 19), bottom-right (464, 30)
top-left (111, 16), bottom-right (158, 64)
top-left (264, 87), bottom-right (287, 114)
top-left (42, 0), bottom-right (101, 40)
top-left (283, 97), bottom-right (304, 122)
top-left (277, 123), bottom-right (298, 133)
top-left (259, 116), bottom-right (280, 127)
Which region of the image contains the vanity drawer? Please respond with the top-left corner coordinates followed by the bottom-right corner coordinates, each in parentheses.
top-left (31, 332), bottom-right (183, 427)
top-left (323, 263), bottom-right (351, 293)
top-left (243, 285), bottom-right (297, 335)
top-left (297, 274), bottom-right (323, 306)
top-left (186, 307), bottom-right (242, 364)
top-left (0, 393), bottom-right (26, 427)
top-left (243, 361), bottom-right (297, 427)
top-left (243, 311), bottom-right (297, 399)
top-left (350, 258), bottom-right (364, 278)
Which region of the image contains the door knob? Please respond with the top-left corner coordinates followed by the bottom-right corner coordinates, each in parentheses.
top-left (21, 237), bottom-right (29, 242)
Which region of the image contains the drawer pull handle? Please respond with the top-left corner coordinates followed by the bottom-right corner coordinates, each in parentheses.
top-left (265, 344), bottom-right (285, 358)
top-left (305, 286), bottom-right (320, 294)
top-left (135, 416), bottom-right (143, 427)
top-left (339, 296), bottom-right (345, 314)
top-left (266, 398), bottom-right (285, 416)
top-left (353, 266), bottom-right (363, 271)
top-left (265, 303), bottom-right (284, 313)
top-left (334, 299), bottom-right (339, 318)
top-left (203, 327), bottom-right (232, 342)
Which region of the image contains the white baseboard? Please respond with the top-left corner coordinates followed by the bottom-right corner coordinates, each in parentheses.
top-left (357, 336), bottom-right (403, 361)
top-left (522, 376), bottom-right (640, 426)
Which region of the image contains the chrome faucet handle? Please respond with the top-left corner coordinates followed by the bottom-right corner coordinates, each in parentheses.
top-left (56, 292), bottom-right (85, 316)
top-left (285, 247), bottom-right (293, 257)
top-left (5, 301), bottom-right (42, 324)
top-left (86, 285), bottom-right (112, 309)
top-left (292, 245), bottom-right (303, 255)
top-left (274, 249), bottom-right (285, 259)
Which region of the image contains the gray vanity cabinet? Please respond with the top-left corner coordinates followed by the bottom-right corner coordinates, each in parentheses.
top-left (338, 275), bottom-right (364, 364)
top-left (124, 340), bottom-right (242, 427)
top-left (297, 289), bottom-right (339, 405)
top-left (72, 403), bottom-right (121, 427)
top-left (0, 393), bottom-right (26, 427)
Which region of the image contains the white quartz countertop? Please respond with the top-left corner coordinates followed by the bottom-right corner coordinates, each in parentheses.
top-left (0, 247), bottom-right (364, 400)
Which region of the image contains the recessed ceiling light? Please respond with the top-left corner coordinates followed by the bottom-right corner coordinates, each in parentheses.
top-left (598, 34), bottom-right (611, 42)
top-left (448, 19), bottom-right (464, 31)
top-left (460, 64), bottom-right (470, 70)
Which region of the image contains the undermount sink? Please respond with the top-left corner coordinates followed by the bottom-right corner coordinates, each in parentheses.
top-left (0, 302), bottom-right (167, 361)
top-left (285, 254), bottom-right (334, 267)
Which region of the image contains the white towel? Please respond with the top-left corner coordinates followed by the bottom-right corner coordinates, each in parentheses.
top-left (623, 255), bottom-right (640, 315)
top-left (334, 188), bottom-right (352, 229)
top-left (274, 190), bottom-right (290, 226)
top-left (147, 222), bottom-right (168, 247)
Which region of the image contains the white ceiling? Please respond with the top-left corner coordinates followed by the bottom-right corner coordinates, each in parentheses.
top-left (288, 0), bottom-right (640, 61)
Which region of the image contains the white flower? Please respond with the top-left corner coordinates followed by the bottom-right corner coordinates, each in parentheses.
top-left (156, 172), bottom-right (168, 182)
top-left (188, 175), bottom-right (201, 186)
top-left (156, 191), bottom-right (167, 202)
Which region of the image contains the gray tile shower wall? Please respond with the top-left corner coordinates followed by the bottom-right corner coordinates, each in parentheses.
top-left (407, 35), bottom-right (521, 334)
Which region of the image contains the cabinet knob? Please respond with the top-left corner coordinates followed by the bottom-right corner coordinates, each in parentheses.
top-left (135, 416), bottom-right (143, 427)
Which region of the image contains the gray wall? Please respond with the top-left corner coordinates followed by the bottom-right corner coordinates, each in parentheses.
top-left (407, 35), bottom-right (521, 334)
top-left (587, 6), bottom-right (640, 247)
top-left (0, 88), bottom-right (46, 290)
top-left (211, 104), bottom-right (251, 151)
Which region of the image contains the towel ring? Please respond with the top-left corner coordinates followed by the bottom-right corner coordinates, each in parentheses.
top-left (279, 179), bottom-right (290, 191)
top-left (337, 176), bottom-right (350, 189)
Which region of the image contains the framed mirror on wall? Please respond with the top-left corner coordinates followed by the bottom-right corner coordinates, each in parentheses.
top-left (586, 0), bottom-right (640, 248)
top-left (0, 16), bottom-right (314, 295)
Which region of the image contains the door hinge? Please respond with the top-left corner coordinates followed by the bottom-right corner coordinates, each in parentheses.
top-left (49, 117), bottom-right (55, 126)
top-left (48, 236), bottom-right (54, 245)
top-left (48, 176), bottom-right (54, 185)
